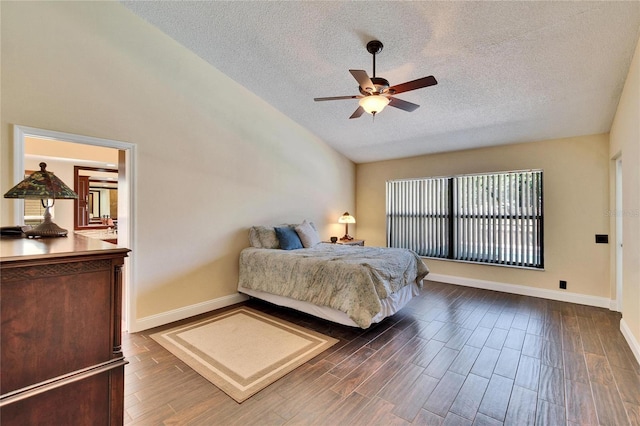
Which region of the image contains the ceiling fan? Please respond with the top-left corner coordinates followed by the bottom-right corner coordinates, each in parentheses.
top-left (314, 40), bottom-right (438, 119)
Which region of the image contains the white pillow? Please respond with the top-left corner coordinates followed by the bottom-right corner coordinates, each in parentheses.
top-left (248, 226), bottom-right (279, 249)
top-left (295, 220), bottom-right (321, 248)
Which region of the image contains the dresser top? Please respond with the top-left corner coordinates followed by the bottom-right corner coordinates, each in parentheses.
top-left (0, 234), bottom-right (129, 263)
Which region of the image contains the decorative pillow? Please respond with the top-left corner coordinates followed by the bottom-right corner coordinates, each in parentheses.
top-left (248, 227), bottom-right (262, 247)
top-left (248, 226), bottom-right (280, 249)
top-left (274, 226), bottom-right (303, 250)
top-left (295, 220), bottom-right (321, 248)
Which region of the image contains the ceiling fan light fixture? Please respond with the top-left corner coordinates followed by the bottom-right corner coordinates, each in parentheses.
top-left (359, 95), bottom-right (390, 115)
top-left (314, 40), bottom-right (437, 119)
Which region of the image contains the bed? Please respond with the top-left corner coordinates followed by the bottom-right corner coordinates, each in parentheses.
top-left (237, 223), bottom-right (429, 328)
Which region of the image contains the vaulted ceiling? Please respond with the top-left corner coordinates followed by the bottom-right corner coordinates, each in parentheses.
top-left (121, 1), bottom-right (640, 163)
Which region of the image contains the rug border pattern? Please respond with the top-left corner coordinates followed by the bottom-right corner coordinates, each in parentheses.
top-left (150, 306), bottom-right (339, 403)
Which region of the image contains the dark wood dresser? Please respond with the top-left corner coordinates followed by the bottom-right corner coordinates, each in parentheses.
top-left (0, 235), bottom-right (130, 425)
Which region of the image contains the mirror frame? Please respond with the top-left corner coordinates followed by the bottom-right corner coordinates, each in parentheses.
top-left (74, 166), bottom-right (118, 230)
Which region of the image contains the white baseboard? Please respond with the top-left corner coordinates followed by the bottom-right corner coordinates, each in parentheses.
top-left (427, 273), bottom-right (612, 309)
top-left (130, 293), bottom-right (249, 333)
top-left (610, 299), bottom-right (621, 312)
top-left (620, 318), bottom-right (640, 366)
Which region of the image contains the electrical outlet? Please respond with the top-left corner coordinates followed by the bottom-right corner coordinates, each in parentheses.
top-left (559, 280), bottom-right (567, 290)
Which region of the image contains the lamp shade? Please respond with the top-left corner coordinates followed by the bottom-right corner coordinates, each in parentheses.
top-left (338, 212), bottom-right (355, 241)
top-left (4, 162), bottom-right (77, 238)
top-left (4, 162), bottom-right (77, 200)
top-left (358, 95), bottom-right (390, 115)
top-left (338, 212), bottom-right (356, 224)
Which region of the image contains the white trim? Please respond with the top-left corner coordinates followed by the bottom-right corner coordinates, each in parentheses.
top-left (131, 293), bottom-right (249, 332)
top-left (620, 318), bottom-right (640, 366)
top-left (15, 125), bottom-right (135, 150)
top-left (615, 157), bottom-right (623, 312)
top-left (13, 125), bottom-right (137, 334)
top-left (427, 273), bottom-right (612, 309)
top-left (12, 126), bottom-right (26, 225)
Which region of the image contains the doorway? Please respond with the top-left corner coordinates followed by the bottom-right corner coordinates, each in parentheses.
top-left (13, 125), bottom-right (136, 331)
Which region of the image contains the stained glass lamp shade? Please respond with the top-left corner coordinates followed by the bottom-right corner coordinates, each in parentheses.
top-left (4, 162), bottom-right (78, 238)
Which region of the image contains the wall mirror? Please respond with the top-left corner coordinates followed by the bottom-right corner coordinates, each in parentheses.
top-left (74, 166), bottom-right (118, 229)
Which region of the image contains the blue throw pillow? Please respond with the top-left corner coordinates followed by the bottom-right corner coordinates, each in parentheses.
top-left (274, 226), bottom-right (303, 250)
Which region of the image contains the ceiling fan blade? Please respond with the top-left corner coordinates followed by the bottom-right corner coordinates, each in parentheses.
top-left (314, 95), bottom-right (360, 102)
top-left (349, 106), bottom-right (365, 119)
top-left (349, 70), bottom-right (375, 92)
top-left (389, 76), bottom-right (437, 95)
top-left (388, 97), bottom-right (420, 112)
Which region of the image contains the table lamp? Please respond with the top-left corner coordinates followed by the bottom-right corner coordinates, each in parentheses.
top-left (338, 212), bottom-right (356, 241)
top-left (4, 162), bottom-right (78, 238)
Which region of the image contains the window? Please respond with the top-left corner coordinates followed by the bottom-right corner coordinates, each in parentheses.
top-left (24, 199), bottom-right (53, 224)
top-left (23, 170), bottom-right (53, 226)
top-left (387, 170), bottom-right (543, 269)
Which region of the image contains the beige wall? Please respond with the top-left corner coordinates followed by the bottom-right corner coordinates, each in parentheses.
top-left (357, 134), bottom-right (610, 298)
top-left (25, 137), bottom-right (119, 165)
top-left (1, 2), bottom-right (355, 329)
top-left (610, 36), bottom-right (640, 357)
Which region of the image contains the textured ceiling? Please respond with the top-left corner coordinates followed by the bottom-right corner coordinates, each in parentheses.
top-left (121, 1), bottom-right (640, 163)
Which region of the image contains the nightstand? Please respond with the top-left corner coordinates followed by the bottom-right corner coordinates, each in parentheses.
top-left (326, 239), bottom-right (364, 246)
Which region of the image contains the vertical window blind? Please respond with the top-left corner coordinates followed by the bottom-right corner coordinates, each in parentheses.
top-left (387, 170), bottom-right (543, 269)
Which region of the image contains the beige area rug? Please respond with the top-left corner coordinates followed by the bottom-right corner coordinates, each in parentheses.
top-left (150, 306), bottom-right (339, 403)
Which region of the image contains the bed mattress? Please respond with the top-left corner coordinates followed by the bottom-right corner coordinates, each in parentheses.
top-left (239, 281), bottom-right (421, 327)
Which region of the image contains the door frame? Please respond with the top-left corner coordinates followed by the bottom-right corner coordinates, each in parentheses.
top-left (615, 156), bottom-right (623, 312)
top-left (13, 124), bottom-right (137, 332)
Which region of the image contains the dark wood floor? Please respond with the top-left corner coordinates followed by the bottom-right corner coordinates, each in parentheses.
top-left (123, 281), bottom-right (640, 425)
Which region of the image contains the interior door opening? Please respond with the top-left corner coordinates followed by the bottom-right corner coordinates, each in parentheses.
top-left (13, 125), bottom-right (136, 332)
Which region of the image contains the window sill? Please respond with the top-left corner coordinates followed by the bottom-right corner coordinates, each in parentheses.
top-left (421, 255), bottom-right (545, 271)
